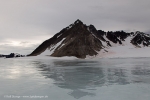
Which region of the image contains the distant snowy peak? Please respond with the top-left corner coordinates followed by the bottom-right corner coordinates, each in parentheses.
top-left (29, 19), bottom-right (150, 58)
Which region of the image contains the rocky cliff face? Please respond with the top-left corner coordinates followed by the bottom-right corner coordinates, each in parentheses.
top-left (29, 20), bottom-right (104, 58)
top-left (131, 31), bottom-right (150, 47)
top-left (29, 19), bottom-right (150, 58)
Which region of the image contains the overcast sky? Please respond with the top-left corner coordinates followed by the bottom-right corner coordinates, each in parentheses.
top-left (0, 0), bottom-right (150, 54)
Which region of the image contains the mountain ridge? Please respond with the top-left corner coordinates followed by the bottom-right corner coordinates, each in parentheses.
top-left (28, 19), bottom-right (150, 58)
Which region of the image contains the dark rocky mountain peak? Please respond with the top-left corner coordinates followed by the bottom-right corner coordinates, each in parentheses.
top-left (65, 19), bottom-right (84, 30)
top-left (28, 20), bottom-right (150, 58)
top-left (74, 19), bottom-right (83, 24)
top-left (29, 20), bottom-right (104, 58)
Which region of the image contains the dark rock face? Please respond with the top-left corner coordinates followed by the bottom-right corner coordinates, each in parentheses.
top-left (106, 31), bottom-right (122, 44)
top-left (87, 25), bottom-right (112, 47)
top-left (29, 19), bottom-right (103, 58)
top-left (131, 31), bottom-right (150, 47)
top-left (88, 25), bottom-right (106, 42)
top-left (29, 19), bottom-right (150, 58)
top-left (105, 31), bottom-right (133, 44)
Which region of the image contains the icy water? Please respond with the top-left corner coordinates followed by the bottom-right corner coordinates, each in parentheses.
top-left (0, 57), bottom-right (150, 100)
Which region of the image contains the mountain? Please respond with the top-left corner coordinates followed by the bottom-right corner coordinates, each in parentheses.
top-left (29, 19), bottom-right (150, 58)
top-left (29, 20), bottom-right (104, 58)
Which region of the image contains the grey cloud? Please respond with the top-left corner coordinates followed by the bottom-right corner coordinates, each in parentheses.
top-left (0, 0), bottom-right (150, 54)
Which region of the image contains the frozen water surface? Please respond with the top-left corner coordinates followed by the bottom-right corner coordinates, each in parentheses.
top-left (0, 57), bottom-right (150, 100)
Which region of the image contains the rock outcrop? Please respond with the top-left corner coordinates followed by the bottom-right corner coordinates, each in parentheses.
top-left (29, 20), bottom-right (104, 58)
top-left (131, 31), bottom-right (150, 47)
top-left (29, 19), bottom-right (150, 58)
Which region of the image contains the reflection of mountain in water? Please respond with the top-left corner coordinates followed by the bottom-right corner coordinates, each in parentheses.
top-left (32, 60), bottom-right (132, 99)
top-left (32, 59), bottom-right (150, 99)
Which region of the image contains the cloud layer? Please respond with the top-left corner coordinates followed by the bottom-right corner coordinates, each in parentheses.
top-left (0, 0), bottom-right (150, 54)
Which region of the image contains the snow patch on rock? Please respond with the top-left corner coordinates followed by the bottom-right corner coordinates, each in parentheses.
top-left (40, 38), bottom-right (66, 56)
top-left (96, 36), bottom-right (150, 58)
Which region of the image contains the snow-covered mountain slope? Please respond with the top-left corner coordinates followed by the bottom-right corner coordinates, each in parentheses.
top-left (97, 36), bottom-right (150, 58)
top-left (29, 19), bottom-right (150, 58)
